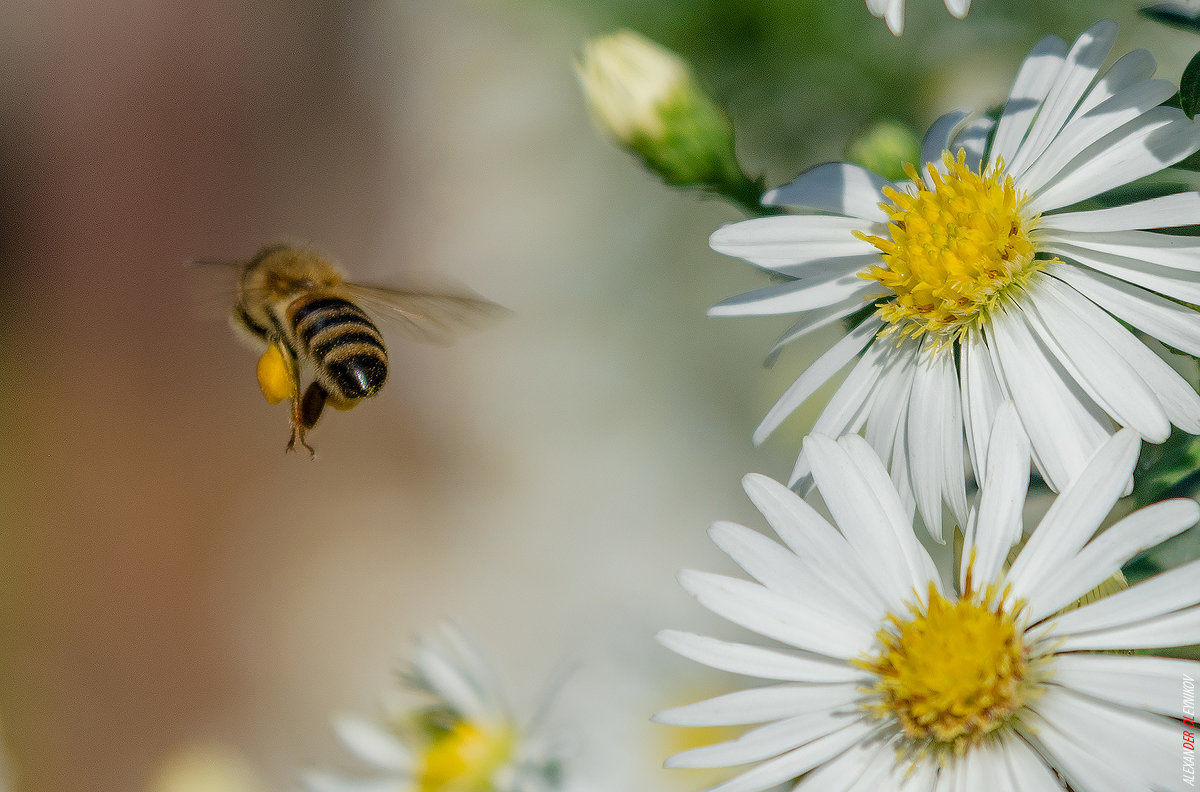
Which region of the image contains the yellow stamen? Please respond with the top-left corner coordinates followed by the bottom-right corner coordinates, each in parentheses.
top-left (857, 151), bottom-right (1046, 344)
top-left (854, 582), bottom-right (1034, 758)
top-left (418, 721), bottom-right (515, 792)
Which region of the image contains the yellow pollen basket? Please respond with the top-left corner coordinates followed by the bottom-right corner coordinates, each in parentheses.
top-left (417, 721), bottom-right (515, 792)
top-left (856, 583), bottom-right (1029, 754)
top-left (858, 150), bottom-right (1042, 343)
top-left (256, 343), bottom-right (297, 405)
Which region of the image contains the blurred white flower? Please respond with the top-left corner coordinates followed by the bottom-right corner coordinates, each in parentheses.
top-left (301, 624), bottom-right (565, 792)
top-left (659, 404), bottom-right (1200, 792)
top-left (867, 0), bottom-right (971, 35)
top-left (711, 20), bottom-right (1200, 538)
top-left (150, 742), bottom-right (266, 792)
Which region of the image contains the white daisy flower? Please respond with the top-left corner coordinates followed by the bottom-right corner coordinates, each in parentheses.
top-left (867, 0), bottom-right (971, 35)
top-left (657, 404), bottom-right (1200, 792)
top-left (711, 20), bottom-right (1200, 540)
top-left (301, 624), bottom-right (565, 792)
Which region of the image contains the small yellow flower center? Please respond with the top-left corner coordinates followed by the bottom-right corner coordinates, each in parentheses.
top-left (858, 151), bottom-right (1043, 343)
top-left (418, 721), bottom-right (515, 792)
top-left (855, 584), bottom-right (1031, 756)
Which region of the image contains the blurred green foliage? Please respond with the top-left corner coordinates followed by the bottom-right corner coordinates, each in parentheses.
top-left (553, 0), bottom-right (1125, 182)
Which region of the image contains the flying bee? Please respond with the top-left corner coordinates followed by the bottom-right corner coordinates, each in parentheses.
top-left (194, 243), bottom-right (504, 455)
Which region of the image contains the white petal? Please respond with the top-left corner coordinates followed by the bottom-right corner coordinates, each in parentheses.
top-left (332, 716), bottom-right (413, 773)
top-left (1048, 261), bottom-right (1200, 358)
top-left (963, 403), bottom-right (1029, 589)
top-left (1075, 48), bottom-right (1157, 117)
top-left (1031, 687), bottom-right (1181, 792)
top-left (950, 116), bottom-right (994, 173)
top-left (763, 293), bottom-right (877, 366)
top-left (944, 0), bottom-right (971, 18)
top-left (1020, 279), bottom-right (1170, 441)
top-left (1039, 191), bottom-right (1200, 232)
top-left (1040, 229), bottom-right (1200, 273)
top-left (1039, 273), bottom-right (1200, 433)
top-left (1024, 498), bottom-right (1199, 622)
top-left (1052, 653), bottom-right (1200, 720)
top-left (678, 570), bottom-right (875, 658)
top-left (710, 272), bottom-right (879, 318)
top-left (1050, 556), bottom-right (1200, 636)
top-left (298, 772), bottom-right (407, 792)
top-left (999, 735), bottom-right (1067, 792)
top-left (1016, 713), bottom-right (1148, 792)
top-left (960, 328), bottom-right (1007, 485)
top-left (435, 623), bottom-right (506, 715)
top-left (883, 0), bottom-right (904, 35)
top-left (1055, 603), bottom-right (1200, 650)
top-left (1017, 720), bottom-right (1147, 792)
top-left (654, 682), bottom-right (860, 727)
top-left (657, 630), bottom-right (865, 683)
top-left (1005, 428), bottom-right (1139, 602)
top-left (844, 739), bottom-right (928, 791)
top-left (710, 216), bottom-right (877, 272)
top-left (805, 434), bottom-right (934, 608)
top-left (762, 163), bottom-right (891, 222)
top-left (700, 722), bottom-right (875, 792)
top-left (990, 34), bottom-right (1068, 168)
top-left (1017, 78), bottom-right (1178, 196)
top-left (708, 521), bottom-right (869, 623)
top-left (1043, 240), bottom-right (1200, 305)
top-left (1007, 21), bottom-right (1118, 178)
top-left (666, 707), bottom-right (860, 768)
top-left (1029, 107), bottom-right (1200, 213)
top-left (807, 332), bottom-right (919, 442)
top-left (753, 316), bottom-right (884, 444)
top-left (864, 337), bottom-right (921, 471)
top-left (959, 739), bottom-right (1023, 792)
top-left (986, 304), bottom-right (1111, 492)
top-left (790, 738), bottom-right (880, 792)
top-left (905, 337), bottom-right (967, 540)
top-left (922, 110), bottom-right (971, 173)
top-left (837, 434), bottom-right (940, 588)
top-left (411, 642), bottom-right (491, 722)
top-left (742, 473), bottom-right (890, 620)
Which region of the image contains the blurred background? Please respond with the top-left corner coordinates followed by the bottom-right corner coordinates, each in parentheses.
top-left (0, 0), bottom-right (1191, 790)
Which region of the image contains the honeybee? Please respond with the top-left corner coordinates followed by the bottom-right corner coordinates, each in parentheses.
top-left (195, 244), bottom-right (504, 455)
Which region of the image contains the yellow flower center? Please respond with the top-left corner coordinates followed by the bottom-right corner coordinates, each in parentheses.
top-left (857, 151), bottom-right (1043, 343)
top-left (855, 583), bottom-right (1032, 756)
top-left (417, 721), bottom-right (515, 792)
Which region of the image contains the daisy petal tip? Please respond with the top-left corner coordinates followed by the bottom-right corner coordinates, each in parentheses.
top-left (741, 472), bottom-right (779, 498)
top-left (676, 568), bottom-right (707, 594)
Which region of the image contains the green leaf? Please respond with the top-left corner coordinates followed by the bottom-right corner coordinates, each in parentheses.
top-left (1132, 428), bottom-right (1200, 508)
top-left (1141, 4), bottom-right (1200, 35)
top-left (1181, 49), bottom-right (1200, 119)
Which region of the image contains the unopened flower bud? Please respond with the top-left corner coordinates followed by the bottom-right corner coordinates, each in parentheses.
top-left (577, 31), bottom-right (748, 195)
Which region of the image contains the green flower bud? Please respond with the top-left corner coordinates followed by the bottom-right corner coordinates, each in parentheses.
top-left (577, 30), bottom-right (748, 195)
top-left (845, 121), bottom-right (922, 183)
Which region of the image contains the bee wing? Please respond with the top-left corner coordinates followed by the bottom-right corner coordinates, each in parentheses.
top-left (343, 282), bottom-right (509, 345)
top-left (184, 259), bottom-right (245, 321)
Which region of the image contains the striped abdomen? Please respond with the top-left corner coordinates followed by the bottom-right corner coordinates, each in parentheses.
top-left (287, 294), bottom-right (388, 400)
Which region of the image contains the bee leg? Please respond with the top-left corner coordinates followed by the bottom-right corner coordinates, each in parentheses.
top-left (287, 382), bottom-right (327, 457)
